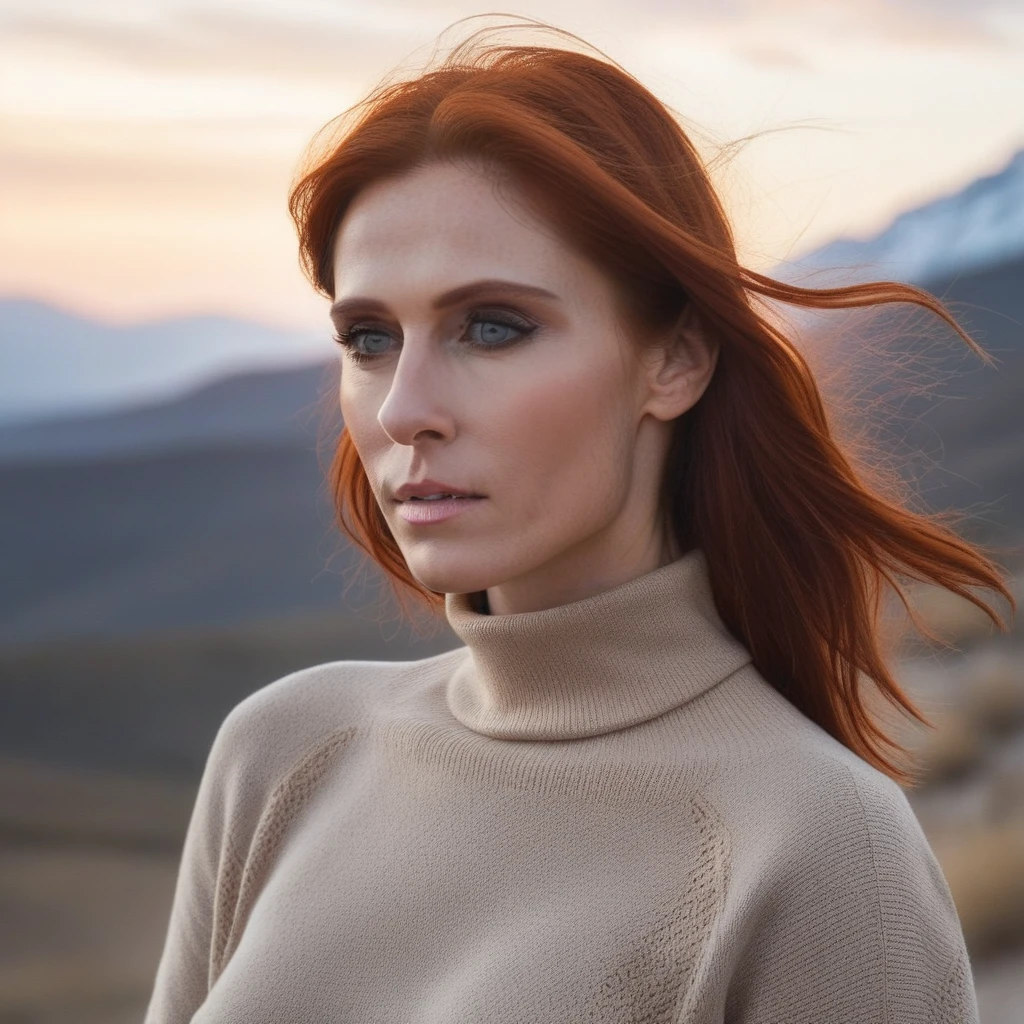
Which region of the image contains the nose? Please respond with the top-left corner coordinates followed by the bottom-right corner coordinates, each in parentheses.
top-left (375, 338), bottom-right (456, 446)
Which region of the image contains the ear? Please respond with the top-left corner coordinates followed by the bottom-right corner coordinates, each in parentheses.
top-left (639, 305), bottom-right (719, 422)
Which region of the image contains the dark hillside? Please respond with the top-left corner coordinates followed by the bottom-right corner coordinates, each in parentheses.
top-left (817, 254), bottom-right (1024, 551)
top-left (0, 440), bottom-right (354, 645)
top-left (0, 360), bottom-right (336, 464)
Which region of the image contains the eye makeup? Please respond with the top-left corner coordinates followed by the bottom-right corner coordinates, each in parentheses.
top-left (332, 306), bottom-right (540, 363)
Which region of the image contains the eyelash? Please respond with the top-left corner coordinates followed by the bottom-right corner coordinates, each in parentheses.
top-left (331, 309), bottom-right (538, 363)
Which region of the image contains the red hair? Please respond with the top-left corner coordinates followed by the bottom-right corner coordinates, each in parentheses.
top-left (288, 18), bottom-right (1015, 786)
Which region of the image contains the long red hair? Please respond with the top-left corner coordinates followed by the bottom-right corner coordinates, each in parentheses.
top-left (288, 18), bottom-right (1015, 786)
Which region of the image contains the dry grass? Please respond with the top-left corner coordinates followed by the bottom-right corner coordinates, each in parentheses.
top-left (3, 641), bottom-right (1023, 1021)
top-left (906, 706), bottom-right (986, 783)
top-left (0, 756), bottom-right (194, 851)
top-left (0, 843), bottom-right (178, 1023)
top-left (930, 817), bottom-right (1024, 957)
top-left (894, 639), bottom-right (1024, 966)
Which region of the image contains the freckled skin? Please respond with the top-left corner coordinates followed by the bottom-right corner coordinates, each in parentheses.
top-left (331, 160), bottom-right (718, 615)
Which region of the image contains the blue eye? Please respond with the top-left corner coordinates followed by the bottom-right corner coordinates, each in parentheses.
top-left (357, 329), bottom-right (391, 354)
top-left (332, 307), bottom-right (538, 363)
top-left (332, 327), bottom-right (392, 361)
top-left (467, 318), bottom-right (522, 346)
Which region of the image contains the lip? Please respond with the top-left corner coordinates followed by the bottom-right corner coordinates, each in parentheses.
top-left (393, 479), bottom-right (485, 502)
top-left (396, 495), bottom-right (486, 525)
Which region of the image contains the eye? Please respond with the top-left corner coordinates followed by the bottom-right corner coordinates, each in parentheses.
top-left (332, 325), bottom-right (392, 361)
top-left (331, 307), bottom-right (538, 363)
top-left (463, 310), bottom-right (537, 349)
top-left (467, 318), bottom-right (519, 346)
top-left (350, 327), bottom-right (392, 355)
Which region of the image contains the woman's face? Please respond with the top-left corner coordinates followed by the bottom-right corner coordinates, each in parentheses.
top-left (331, 159), bottom-right (716, 614)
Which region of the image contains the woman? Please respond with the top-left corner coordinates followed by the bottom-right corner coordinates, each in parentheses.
top-left (145, 19), bottom-right (1014, 1024)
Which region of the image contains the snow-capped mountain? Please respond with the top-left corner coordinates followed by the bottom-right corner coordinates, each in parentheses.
top-left (772, 147), bottom-right (1024, 288)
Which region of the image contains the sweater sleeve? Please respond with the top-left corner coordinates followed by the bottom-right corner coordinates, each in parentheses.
top-left (141, 660), bottom-right (371, 1023)
top-left (142, 701), bottom-right (252, 1024)
top-left (723, 763), bottom-right (980, 1024)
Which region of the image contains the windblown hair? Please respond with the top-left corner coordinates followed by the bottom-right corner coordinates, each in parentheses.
top-left (288, 17), bottom-right (1015, 786)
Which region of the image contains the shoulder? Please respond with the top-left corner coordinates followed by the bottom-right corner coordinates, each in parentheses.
top-left (720, 754), bottom-right (976, 1020)
top-left (781, 750), bottom-right (951, 908)
top-left (824, 755), bottom-right (962, 932)
top-left (216, 656), bottom-right (411, 752)
top-left (203, 648), bottom-right (465, 820)
top-left (704, 665), bottom-right (960, 918)
top-left (708, 704), bottom-right (969, 966)
top-left (717, 743), bottom-right (976, 1020)
top-left (708, 663), bottom-right (924, 838)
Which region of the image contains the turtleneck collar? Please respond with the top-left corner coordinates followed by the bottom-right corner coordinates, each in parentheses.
top-left (443, 546), bottom-right (753, 741)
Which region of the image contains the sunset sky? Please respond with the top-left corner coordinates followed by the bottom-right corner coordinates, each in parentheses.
top-left (2, 0), bottom-right (1022, 335)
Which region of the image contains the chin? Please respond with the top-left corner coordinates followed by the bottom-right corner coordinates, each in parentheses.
top-left (401, 545), bottom-right (508, 597)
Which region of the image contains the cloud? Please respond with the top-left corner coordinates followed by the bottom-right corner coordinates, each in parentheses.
top-left (3, 6), bottom-right (434, 85)
top-left (847, 0), bottom-right (1014, 48)
top-left (631, 0), bottom-right (1017, 50)
top-left (729, 44), bottom-right (814, 71)
top-left (5, 0), bottom-right (1017, 100)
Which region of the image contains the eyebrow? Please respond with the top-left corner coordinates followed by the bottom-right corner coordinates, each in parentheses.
top-left (329, 278), bottom-right (560, 321)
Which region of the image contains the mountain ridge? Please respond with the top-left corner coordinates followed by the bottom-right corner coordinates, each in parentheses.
top-left (772, 146), bottom-right (1024, 289)
top-left (0, 296), bottom-right (331, 426)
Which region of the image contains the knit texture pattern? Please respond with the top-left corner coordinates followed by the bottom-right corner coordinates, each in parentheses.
top-left (144, 548), bottom-right (980, 1023)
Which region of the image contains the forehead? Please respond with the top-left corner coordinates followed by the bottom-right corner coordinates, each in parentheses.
top-left (331, 161), bottom-right (589, 298)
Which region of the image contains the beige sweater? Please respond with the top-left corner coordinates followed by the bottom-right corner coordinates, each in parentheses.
top-left (144, 547), bottom-right (979, 1023)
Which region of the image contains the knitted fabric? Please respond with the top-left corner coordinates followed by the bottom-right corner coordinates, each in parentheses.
top-left (144, 547), bottom-right (979, 1023)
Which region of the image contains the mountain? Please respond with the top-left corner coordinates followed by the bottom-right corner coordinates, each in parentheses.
top-left (1, 254), bottom-right (1019, 649)
top-left (0, 360), bottom-right (338, 464)
top-left (857, 253), bottom-right (1024, 551)
top-left (1, 153), bottom-right (1021, 649)
top-left (773, 147), bottom-right (1024, 288)
top-left (761, 147), bottom-right (1023, 554)
top-left (0, 298), bottom-right (331, 426)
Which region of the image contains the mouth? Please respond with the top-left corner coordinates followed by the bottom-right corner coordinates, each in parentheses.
top-left (395, 494), bottom-right (486, 524)
top-left (402, 493), bottom-right (482, 502)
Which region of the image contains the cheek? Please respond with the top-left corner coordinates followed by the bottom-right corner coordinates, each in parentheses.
top-left (339, 377), bottom-right (387, 463)
top-left (484, 345), bottom-right (636, 503)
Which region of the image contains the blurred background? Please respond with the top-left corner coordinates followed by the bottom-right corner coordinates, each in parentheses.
top-left (2, 1), bottom-right (1023, 1021)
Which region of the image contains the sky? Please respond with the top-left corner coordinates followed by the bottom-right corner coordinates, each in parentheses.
top-left (2, 0), bottom-right (1022, 334)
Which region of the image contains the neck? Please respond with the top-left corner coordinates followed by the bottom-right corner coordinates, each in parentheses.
top-left (480, 533), bottom-right (684, 617)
